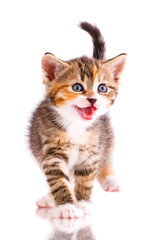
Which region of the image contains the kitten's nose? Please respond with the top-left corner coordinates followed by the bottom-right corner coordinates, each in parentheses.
top-left (87, 98), bottom-right (97, 105)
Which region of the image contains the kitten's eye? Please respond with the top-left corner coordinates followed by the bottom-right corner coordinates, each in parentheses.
top-left (72, 83), bottom-right (84, 92)
top-left (98, 84), bottom-right (108, 93)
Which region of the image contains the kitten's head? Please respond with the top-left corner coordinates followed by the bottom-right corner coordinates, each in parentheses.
top-left (41, 53), bottom-right (126, 124)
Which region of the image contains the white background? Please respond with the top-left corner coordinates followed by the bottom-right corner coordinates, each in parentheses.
top-left (0, 0), bottom-right (160, 239)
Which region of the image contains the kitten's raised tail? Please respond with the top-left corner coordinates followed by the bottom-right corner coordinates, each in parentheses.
top-left (80, 22), bottom-right (106, 60)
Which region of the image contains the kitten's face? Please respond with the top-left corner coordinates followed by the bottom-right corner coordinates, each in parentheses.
top-left (42, 54), bottom-right (126, 124)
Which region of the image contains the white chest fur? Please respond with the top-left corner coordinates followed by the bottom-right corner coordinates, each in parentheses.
top-left (67, 122), bottom-right (87, 144)
top-left (66, 120), bottom-right (91, 169)
top-left (68, 145), bottom-right (80, 170)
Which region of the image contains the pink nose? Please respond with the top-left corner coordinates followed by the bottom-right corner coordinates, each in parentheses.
top-left (87, 98), bottom-right (97, 105)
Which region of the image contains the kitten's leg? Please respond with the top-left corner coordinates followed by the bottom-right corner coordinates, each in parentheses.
top-left (39, 158), bottom-right (83, 218)
top-left (74, 162), bottom-right (98, 214)
top-left (98, 115), bottom-right (119, 192)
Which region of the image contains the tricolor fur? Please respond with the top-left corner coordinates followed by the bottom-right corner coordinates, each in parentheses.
top-left (29, 22), bottom-right (126, 218)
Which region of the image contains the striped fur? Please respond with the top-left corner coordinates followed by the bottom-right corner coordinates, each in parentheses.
top-left (29, 22), bottom-right (126, 216)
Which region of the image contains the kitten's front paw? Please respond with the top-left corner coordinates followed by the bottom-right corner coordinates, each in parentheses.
top-left (53, 203), bottom-right (83, 219)
top-left (36, 195), bottom-right (55, 208)
top-left (78, 200), bottom-right (91, 215)
top-left (101, 175), bottom-right (120, 192)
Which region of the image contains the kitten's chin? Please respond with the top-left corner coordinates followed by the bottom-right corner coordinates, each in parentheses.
top-left (73, 105), bottom-right (97, 121)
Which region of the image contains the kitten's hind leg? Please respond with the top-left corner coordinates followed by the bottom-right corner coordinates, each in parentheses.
top-left (101, 174), bottom-right (119, 192)
top-left (97, 167), bottom-right (119, 192)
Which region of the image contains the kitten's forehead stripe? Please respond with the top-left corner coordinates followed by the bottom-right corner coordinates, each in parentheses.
top-left (74, 57), bottom-right (99, 86)
top-left (80, 57), bottom-right (94, 80)
top-left (78, 61), bottom-right (85, 81)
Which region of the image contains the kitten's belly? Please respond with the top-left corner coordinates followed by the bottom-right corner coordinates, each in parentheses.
top-left (66, 126), bottom-right (99, 170)
top-left (68, 144), bottom-right (99, 171)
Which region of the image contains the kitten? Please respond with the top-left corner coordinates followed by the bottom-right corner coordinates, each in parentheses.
top-left (29, 22), bottom-right (126, 218)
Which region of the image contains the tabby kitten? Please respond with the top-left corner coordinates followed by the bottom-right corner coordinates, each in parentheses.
top-left (29, 22), bottom-right (126, 218)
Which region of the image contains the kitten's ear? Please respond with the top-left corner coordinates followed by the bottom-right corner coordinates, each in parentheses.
top-left (41, 53), bottom-right (69, 83)
top-left (105, 54), bottom-right (127, 81)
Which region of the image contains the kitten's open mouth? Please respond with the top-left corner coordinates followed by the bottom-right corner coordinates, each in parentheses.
top-left (73, 105), bottom-right (97, 120)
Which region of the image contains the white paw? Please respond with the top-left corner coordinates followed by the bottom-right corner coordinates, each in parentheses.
top-left (101, 175), bottom-right (120, 192)
top-left (53, 203), bottom-right (83, 219)
top-left (36, 195), bottom-right (55, 208)
top-left (78, 200), bottom-right (91, 215)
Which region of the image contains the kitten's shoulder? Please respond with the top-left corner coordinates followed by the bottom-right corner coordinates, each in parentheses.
top-left (30, 98), bottom-right (63, 130)
top-left (99, 113), bottom-right (111, 128)
top-left (98, 113), bottom-right (114, 145)
top-left (29, 98), bottom-right (64, 159)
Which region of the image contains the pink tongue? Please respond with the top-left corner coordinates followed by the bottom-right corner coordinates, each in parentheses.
top-left (82, 106), bottom-right (93, 116)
